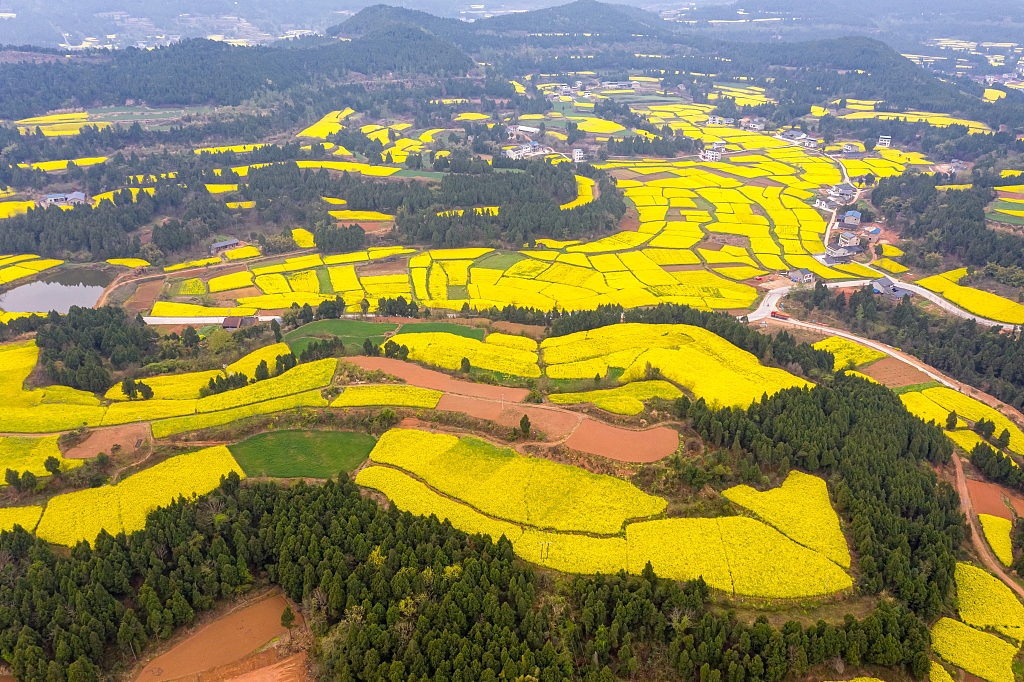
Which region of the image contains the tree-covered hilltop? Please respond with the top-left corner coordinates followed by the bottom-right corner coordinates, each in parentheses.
top-left (1, 467), bottom-right (939, 682)
top-left (0, 30), bottom-right (473, 120)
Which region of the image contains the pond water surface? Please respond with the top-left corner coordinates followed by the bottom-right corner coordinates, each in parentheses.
top-left (0, 269), bottom-right (115, 314)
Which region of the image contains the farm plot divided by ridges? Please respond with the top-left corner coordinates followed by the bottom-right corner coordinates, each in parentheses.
top-left (356, 434), bottom-right (854, 599)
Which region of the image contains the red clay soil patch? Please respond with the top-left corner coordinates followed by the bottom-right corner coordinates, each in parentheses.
top-left (347, 357), bottom-right (530, 401)
top-left (435, 394), bottom-right (580, 440)
top-left (135, 594), bottom-right (300, 682)
top-left (565, 420), bottom-right (678, 462)
top-left (967, 478), bottom-right (1024, 519)
top-left (491, 321), bottom-right (546, 339)
top-left (64, 423), bottom-right (152, 459)
top-left (226, 653), bottom-right (307, 682)
top-left (357, 258), bottom-right (409, 276)
top-left (618, 207), bottom-right (641, 232)
top-left (125, 280), bottom-right (164, 314)
top-left (859, 356), bottom-right (931, 387)
top-left (212, 287), bottom-right (262, 302)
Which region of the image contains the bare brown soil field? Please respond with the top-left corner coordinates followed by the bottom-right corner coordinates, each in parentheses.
top-left (617, 207), bottom-right (640, 232)
top-left (435, 394), bottom-right (580, 440)
top-left (565, 420), bottom-right (678, 462)
top-left (491, 321), bottom-right (546, 339)
top-left (357, 258), bottom-right (408, 276)
top-left (226, 653), bottom-right (308, 682)
top-left (125, 280), bottom-right (165, 314)
top-left (966, 478), bottom-right (1016, 520)
top-left (64, 423), bottom-right (152, 459)
top-left (347, 357), bottom-right (530, 401)
top-left (859, 356), bottom-right (931, 387)
top-left (135, 594), bottom-right (299, 682)
top-left (211, 287), bottom-right (262, 302)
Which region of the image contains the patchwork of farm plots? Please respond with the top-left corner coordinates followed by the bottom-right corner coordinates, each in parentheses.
top-left (0, 340), bottom-right (331, 436)
top-left (917, 267), bottom-right (1024, 324)
top-left (356, 428), bottom-right (853, 598)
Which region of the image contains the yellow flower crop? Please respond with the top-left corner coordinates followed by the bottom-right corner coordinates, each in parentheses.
top-left (226, 342), bottom-right (292, 379)
top-left (331, 385), bottom-right (441, 408)
top-left (368, 429), bottom-right (666, 534)
top-left (224, 245), bottom-right (261, 260)
top-left (945, 428), bottom-right (987, 453)
top-left (899, 391), bottom-right (953, 427)
top-left (918, 269), bottom-right (1024, 323)
top-left (359, 455), bottom-right (851, 598)
top-left (0, 436), bottom-right (81, 481)
top-left (549, 380), bottom-right (682, 415)
top-left (812, 336), bottom-right (886, 371)
top-left (104, 369), bottom-right (224, 401)
top-left (560, 176), bottom-right (596, 210)
top-left (151, 390), bottom-right (328, 438)
top-left (922, 387), bottom-right (1024, 454)
top-left (0, 506), bottom-right (42, 532)
top-left (286, 269), bottom-right (321, 293)
top-left (930, 663), bottom-right (955, 682)
top-left (197, 359), bottom-right (335, 413)
top-left (101, 399), bottom-right (198, 426)
top-left (291, 228), bottom-right (316, 248)
top-left (388, 331), bottom-right (541, 378)
top-left (328, 210), bottom-right (396, 221)
top-left (253, 254), bottom-right (323, 275)
top-left (36, 447), bottom-right (245, 546)
top-left (255, 273), bottom-right (291, 294)
top-left (149, 302), bottom-right (256, 317)
top-left (484, 332), bottom-right (538, 352)
top-left (178, 277), bottom-right (206, 295)
top-left (955, 562), bottom-right (1024, 642)
top-left (542, 324), bottom-right (808, 408)
top-left (208, 271), bottom-right (254, 293)
top-left (163, 257), bottom-right (221, 272)
top-left (931, 618), bottom-right (1017, 682)
top-left (106, 258), bottom-right (150, 268)
top-left (723, 471), bottom-right (850, 568)
top-left (873, 257), bottom-right (908, 274)
top-left (979, 514), bottom-right (1014, 566)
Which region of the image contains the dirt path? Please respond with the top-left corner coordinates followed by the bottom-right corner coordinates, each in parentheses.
top-left (952, 452), bottom-right (1024, 601)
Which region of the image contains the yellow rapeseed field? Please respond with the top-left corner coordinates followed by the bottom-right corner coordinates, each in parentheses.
top-left (104, 369), bottom-right (224, 401)
top-left (922, 387), bottom-right (1024, 454)
top-left (151, 390), bottom-right (327, 438)
top-left (0, 435), bottom-right (82, 481)
top-left (542, 324), bottom-right (808, 408)
top-left (979, 514), bottom-right (1014, 566)
top-left (0, 506), bottom-right (43, 532)
top-left (36, 447), bottom-right (244, 546)
top-left (226, 342), bottom-right (292, 378)
top-left (931, 618), bottom-right (1017, 682)
top-left (388, 331), bottom-right (541, 377)
top-left (368, 429), bottom-right (666, 534)
top-left (331, 385), bottom-right (441, 408)
top-left (208, 271), bottom-right (254, 293)
top-left (955, 562), bottom-right (1024, 643)
top-left (723, 471), bottom-right (851, 568)
top-left (106, 258), bottom-right (150, 268)
top-left (163, 257), bottom-right (221, 272)
top-left (812, 336), bottom-right (886, 371)
top-left (549, 380), bottom-right (682, 415)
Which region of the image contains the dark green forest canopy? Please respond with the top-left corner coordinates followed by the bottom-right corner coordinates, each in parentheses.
top-left (0, 29), bottom-right (472, 120)
top-left (0, 458), bottom-right (940, 682)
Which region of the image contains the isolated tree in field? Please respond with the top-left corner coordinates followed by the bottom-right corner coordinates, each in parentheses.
top-left (946, 410), bottom-right (958, 430)
top-left (20, 471), bottom-right (36, 492)
top-left (5, 468), bottom-right (19, 490)
top-left (254, 360), bottom-right (270, 382)
top-left (281, 606), bottom-right (295, 629)
top-left (137, 381), bottom-right (153, 400)
top-left (271, 318), bottom-right (282, 342)
top-left (997, 428), bottom-right (1011, 449)
top-left (182, 325), bottom-right (200, 348)
top-left (44, 457), bottom-right (61, 477)
top-left (461, 357), bottom-right (471, 373)
top-left (520, 414), bottom-right (530, 438)
top-left (121, 377), bottom-right (138, 399)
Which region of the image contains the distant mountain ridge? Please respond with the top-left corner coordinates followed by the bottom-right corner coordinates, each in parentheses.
top-left (330, 0), bottom-right (670, 43)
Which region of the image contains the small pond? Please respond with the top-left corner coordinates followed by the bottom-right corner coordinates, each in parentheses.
top-left (0, 268), bottom-right (115, 314)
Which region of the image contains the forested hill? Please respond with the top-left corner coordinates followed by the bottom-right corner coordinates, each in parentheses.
top-left (0, 30), bottom-right (471, 120)
top-left (331, 0), bottom-right (672, 45)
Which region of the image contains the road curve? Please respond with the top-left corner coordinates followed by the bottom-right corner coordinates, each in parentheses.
top-left (953, 452), bottom-right (1024, 600)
